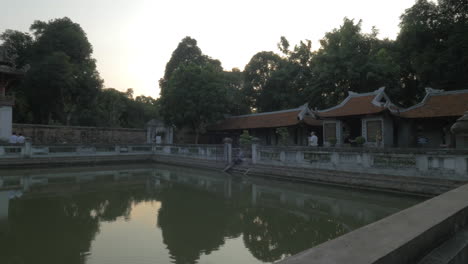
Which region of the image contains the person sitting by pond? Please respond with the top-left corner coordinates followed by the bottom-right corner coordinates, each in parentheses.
top-left (9, 132), bottom-right (17, 144)
top-left (17, 133), bottom-right (25, 144)
top-left (417, 134), bottom-right (429, 147)
top-left (309, 131), bottom-right (318, 147)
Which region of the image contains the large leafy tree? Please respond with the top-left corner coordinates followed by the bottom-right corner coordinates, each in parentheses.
top-left (243, 51), bottom-right (285, 111)
top-left (396, 0), bottom-right (468, 105)
top-left (1, 17), bottom-right (103, 125)
top-left (223, 68), bottom-right (251, 115)
top-left (160, 63), bottom-right (228, 143)
top-left (28, 17), bottom-right (103, 125)
top-left (0, 30), bottom-right (33, 68)
top-left (306, 18), bottom-right (400, 108)
top-left (159, 37), bottom-right (222, 95)
top-left (21, 52), bottom-right (75, 124)
top-left (258, 38), bottom-right (315, 111)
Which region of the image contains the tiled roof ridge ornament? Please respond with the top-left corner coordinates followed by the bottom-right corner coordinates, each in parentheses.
top-left (451, 111), bottom-right (468, 134)
top-left (298, 102), bottom-right (316, 120)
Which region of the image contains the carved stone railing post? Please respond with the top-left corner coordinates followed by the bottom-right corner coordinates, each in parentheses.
top-left (224, 138), bottom-right (232, 164)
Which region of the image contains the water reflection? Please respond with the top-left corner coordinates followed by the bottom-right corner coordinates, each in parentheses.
top-left (0, 165), bottom-right (422, 264)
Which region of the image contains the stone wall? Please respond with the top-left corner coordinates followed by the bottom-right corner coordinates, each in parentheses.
top-left (12, 123), bottom-right (146, 144)
top-left (278, 183), bottom-right (468, 264)
top-left (252, 145), bottom-right (468, 180)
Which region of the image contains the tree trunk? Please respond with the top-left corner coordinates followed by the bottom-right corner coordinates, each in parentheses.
top-left (66, 112), bottom-right (72, 126)
top-left (195, 130), bottom-right (199, 144)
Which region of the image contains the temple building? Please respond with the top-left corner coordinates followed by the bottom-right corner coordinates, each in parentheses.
top-left (207, 104), bottom-right (322, 146)
top-left (207, 87), bottom-right (468, 149)
top-left (315, 87), bottom-right (468, 148)
top-left (316, 88), bottom-right (400, 147)
top-left (397, 88), bottom-right (468, 148)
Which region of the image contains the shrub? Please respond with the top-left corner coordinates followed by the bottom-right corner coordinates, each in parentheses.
top-left (275, 127), bottom-right (290, 146)
top-left (239, 130), bottom-right (253, 145)
top-left (355, 136), bottom-right (366, 145)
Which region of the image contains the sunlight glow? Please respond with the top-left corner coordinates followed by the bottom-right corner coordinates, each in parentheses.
top-left (0, 0), bottom-right (417, 98)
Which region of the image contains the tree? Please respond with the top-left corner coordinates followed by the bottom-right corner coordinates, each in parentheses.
top-left (243, 51), bottom-right (285, 111)
top-left (0, 30), bottom-right (33, 67)
top-left (160, 63), bottom-right (228, 143)
top-left (159, 37), bottom-right (222, 96)
top-left (223, 69), bottom-right (251, 115)
top-left (21, 52), bottom-right (75, 124)
top-left (306, 18), bottom-right (400, 108)
top-left (95, 88), bottom-right (127, 127)
top-left (396, 0), bottom-right (468, 105)
top-left (27, 17), bottom-right (103, 125)
top-left (1, 17), bottom-right (104, 125)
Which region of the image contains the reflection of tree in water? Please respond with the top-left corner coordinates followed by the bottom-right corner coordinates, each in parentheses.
top-left (157, 184), bottom-right (242, 264)
top-left (241, 207), bottom-right (349, 263)
top-left (2, 188), bottom-right (155, 264)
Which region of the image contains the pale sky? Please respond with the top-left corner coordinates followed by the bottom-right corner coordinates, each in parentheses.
top-left (1, 0), bottom-right (416, 98)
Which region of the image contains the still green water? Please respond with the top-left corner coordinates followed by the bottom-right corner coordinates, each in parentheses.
top-left (0, 164), bottom-right (422, 264)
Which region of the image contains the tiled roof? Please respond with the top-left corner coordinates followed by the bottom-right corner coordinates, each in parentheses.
top-left (317, 95), bottom-right (385, 117)
top-left (316, 88), bottom-right (395, 118)
top-left (399, 89), bottom-right (468, 118)
top-left (209, 106), bottom-right (321, 131)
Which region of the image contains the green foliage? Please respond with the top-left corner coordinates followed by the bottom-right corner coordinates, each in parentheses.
top-left (239, 130), bottom-right (253, 145)
top-left (243, 51), bottom-right (285, 111)
top-left (160, 62), bottom-right (228, 143)
top-left (328, 137), bottom-right (337, 146)
top-left (395, 0), bottom-right (468, 105)
top-left (223, 70), bottom-right (250, 115)
top-left (0, 29), bottom-right (33, 67)
top-left (95, 88), bottom-right (160, 128)
top-left (275, 127), bottom-right (290, 146)
top-left (1, 17), bottom-right (159, 128)
top-left (21, 52), bottom-right (75, 124)
top-left (159, 37), bottom-right (222, 96)
top-left (306, 18), bottom-right (401, 108)
top-left (354, 136), bottom-right (366, 145)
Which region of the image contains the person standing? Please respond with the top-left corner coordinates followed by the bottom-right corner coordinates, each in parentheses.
top-left (309, 131), bottom-right (318, 147)
top-left (17, 133), bottom-right (25, 144)
top-left (9, 132), bottom-right (18, 144)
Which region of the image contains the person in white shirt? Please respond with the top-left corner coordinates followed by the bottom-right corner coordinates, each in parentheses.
top-left (9, 132), bottom-right (18, 144)
top-left (17, 133), bottom-right (25, 144)
top-left (309, 131), bottom-right (318, 147)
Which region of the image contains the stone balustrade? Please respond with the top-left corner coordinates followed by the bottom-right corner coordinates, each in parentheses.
top-left (0, 143), bottom-right (226, 162)
top-left (1, 141), bottom-right (467, 179)
top-left (253, 145), bottom-right (468, 180)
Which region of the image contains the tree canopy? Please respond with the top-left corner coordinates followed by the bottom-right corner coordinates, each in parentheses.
top-left (1, 17), bottom-right (160, 128)
top-left (2, 0), bottom-right (467, 135)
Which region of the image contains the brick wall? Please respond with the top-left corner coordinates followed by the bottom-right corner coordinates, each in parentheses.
top-left (12, 124), bottom-right (146, 144)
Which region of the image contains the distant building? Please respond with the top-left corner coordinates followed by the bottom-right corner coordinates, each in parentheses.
top-left (316, 87), bottom-right (400, 147)
top-left (315, 87), bottom-right (468, 148)
top-left (146, 119), bottom-right (174, 144)
top-left (398, 88), bottom-right (468, 148)
top-left (207, 87), bottom-right (468, 149)
top-left (207, 104), bottom-right (322, 146)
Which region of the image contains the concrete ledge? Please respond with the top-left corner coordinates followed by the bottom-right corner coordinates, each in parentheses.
top-left (152, 155), bottom-right (227, 171)
top-left (277, 183), bottom-right (468, 264)
top-left (231, 164), bottom-right (464, 196)
top-left (0, 154), bottom-right (153, 169)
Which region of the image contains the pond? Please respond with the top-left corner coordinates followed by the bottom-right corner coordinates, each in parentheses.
top-left (0, 164), bottom-right (423, 264)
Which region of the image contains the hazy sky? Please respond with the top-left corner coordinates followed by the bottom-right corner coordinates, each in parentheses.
top-left (1, 0), bottom-right (416, 98)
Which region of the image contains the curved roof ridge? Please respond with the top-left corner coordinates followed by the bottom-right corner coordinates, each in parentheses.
top-left (317, 87), bottom-right (387, 114)
top-left (399, 88), bottom-right (468, 118)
